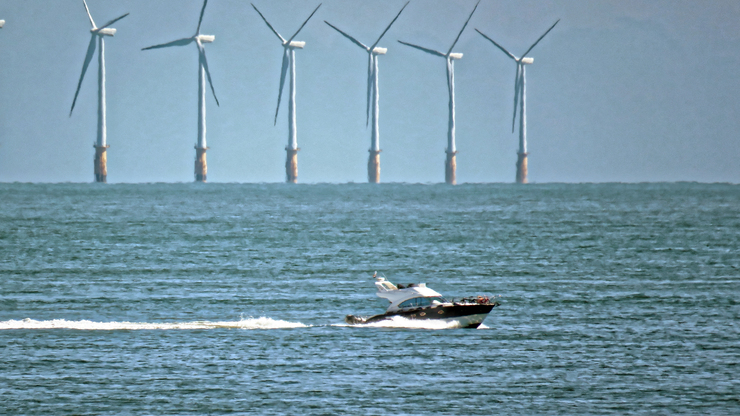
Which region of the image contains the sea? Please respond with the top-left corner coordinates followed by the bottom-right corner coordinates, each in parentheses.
top-left (1, 182), bottom-right (738, 415)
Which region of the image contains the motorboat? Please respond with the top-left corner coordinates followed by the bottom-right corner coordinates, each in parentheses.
top-left (345, 275), bottom-right (498, 328)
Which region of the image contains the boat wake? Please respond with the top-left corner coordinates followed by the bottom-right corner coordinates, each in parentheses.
top-left (341, 315), bottom-right (467, 330)
top-left (0, 317), bottom-right (308, 331)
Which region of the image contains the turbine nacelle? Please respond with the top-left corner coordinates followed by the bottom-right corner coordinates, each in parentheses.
top-left (287, 40), bottom-right (306, 49)
top-left (197, 34), bottom-right (215, 43)
top-left (520, 57), bottom-right (534, 64)
top-left (372, 47), bottom-right (387, 55)
top-left (449, 52), bottom-right (463, 60)
top-left (93, 27), bottom-right (116, 36)
top-left (0, 20), bottom-right (5, 28)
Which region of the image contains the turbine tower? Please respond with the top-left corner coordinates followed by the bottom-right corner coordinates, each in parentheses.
top-left (142, 0), bottom-right (219, 183)
top-left (325, 1), bottom-right (409, 184)
top-left (252, 3), bottom-right (322, 184)
top-left (398, 0), bottom-right (479, 185)
top-left (69, 1), bottom-right (129, 183)
top-left (476, 19), bottom-right (559, 184)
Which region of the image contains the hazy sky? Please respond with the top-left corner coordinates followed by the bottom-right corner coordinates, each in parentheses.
top-left (1, 0), bottom-right (739, 183)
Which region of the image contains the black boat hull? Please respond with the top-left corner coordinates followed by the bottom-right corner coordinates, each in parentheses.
top-left (346, 303), bottom-right (496, 328)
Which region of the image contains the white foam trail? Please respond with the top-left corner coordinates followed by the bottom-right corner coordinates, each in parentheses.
top-left (0, 317), bottom-right (308, 331)
top-left (348, 316), bottom-right (463, 330)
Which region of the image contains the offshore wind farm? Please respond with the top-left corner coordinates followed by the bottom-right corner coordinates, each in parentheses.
top-left (2, 4), bottom-right (740, 413)
top-left (0, 0), bottom-right (738, 184)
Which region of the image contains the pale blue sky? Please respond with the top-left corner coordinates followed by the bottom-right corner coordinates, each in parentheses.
top-left (0, 0), bottom-right (738, 183)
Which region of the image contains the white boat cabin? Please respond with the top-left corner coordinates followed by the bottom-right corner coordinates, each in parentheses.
top-left (374, 277), bottom-right (450, 312)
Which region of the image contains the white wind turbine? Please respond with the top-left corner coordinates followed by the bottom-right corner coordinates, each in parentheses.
top-left (69, 0), bottom-right (129, 183)
top-left (398, 0), bottom-right (479, 185)
top-left (325, 2), bottom-right (409, 184)
top-left (252, 3), bottom-right (322, 184)
top-left (142, 0), bottom-right (219, 183)
top-left (476, 19), bottom-right (559, 184)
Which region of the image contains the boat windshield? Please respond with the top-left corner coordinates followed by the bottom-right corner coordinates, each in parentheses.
top-left (398, 296), bottom-right (448, 309)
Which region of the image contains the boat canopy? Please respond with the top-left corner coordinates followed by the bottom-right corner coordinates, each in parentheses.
top-left (373, 277), bottom-right (449, 312)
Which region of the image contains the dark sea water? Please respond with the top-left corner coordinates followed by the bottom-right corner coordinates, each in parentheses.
top-left (1, 182), bottom-right (738, 415)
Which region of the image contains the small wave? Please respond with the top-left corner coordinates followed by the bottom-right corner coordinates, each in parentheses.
top-left (346, 316), bottom-right (464, 330)
top-left (0, 317), bottom-right (308, 331)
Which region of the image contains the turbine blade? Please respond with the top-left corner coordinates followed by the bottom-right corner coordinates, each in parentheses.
top-left (512, 64), bottom-right (521, 133)
top-left (97, 12), bottom-right (129, 30)
top-left (274, 48), bottom-right (290, 125)
top-left (475, 29), bottom-right (517, 61)
top-left (141, 37), bottom-right (194, 50)
top-left (324, 21), bottom-right (368, 50)
top-left (251, 3), bottom-right (285, 43)
top-left (446, 58), bottom-right (453, 100)
top-left (370, 1), bottom-right (409, 50)
top-left (397, 40), bottom-right (445, 57)
top-left (447, 0), bottom-right (480, 55)
top-left (521, 19), bottom-right (560, 58)
top-left (366, 54), bottom-right (373, 126)
top-left (82, 0), bottom-right (96, 29)
top-left (198, 44), bottom-right (219, 106)
top-left (196, 0), bottom-right (208, 35)
top-left (287, 3), bottom-right (322, 43)
top-left (70, 35), bottom-right (97, 116)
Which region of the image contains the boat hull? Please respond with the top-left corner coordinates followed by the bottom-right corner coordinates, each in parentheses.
top-left (346, 303), bottom-right (496, 328)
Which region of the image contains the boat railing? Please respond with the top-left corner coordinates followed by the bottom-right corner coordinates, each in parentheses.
top-left (452, 295), bottom-right (501, 306)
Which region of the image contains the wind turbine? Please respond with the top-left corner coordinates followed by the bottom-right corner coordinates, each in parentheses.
top-left (324, 2), bottom-right (409, 184)
top-left (142, 0), bottom-right (219, 183)
top-left (476, 19), bottom-right (559, 184)
top-left (69, 0), bottom-right (129, 183)
top-left (252, 3), bottom-right (322, 183)
top-left (398, 0), bottom-right (479, 185)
